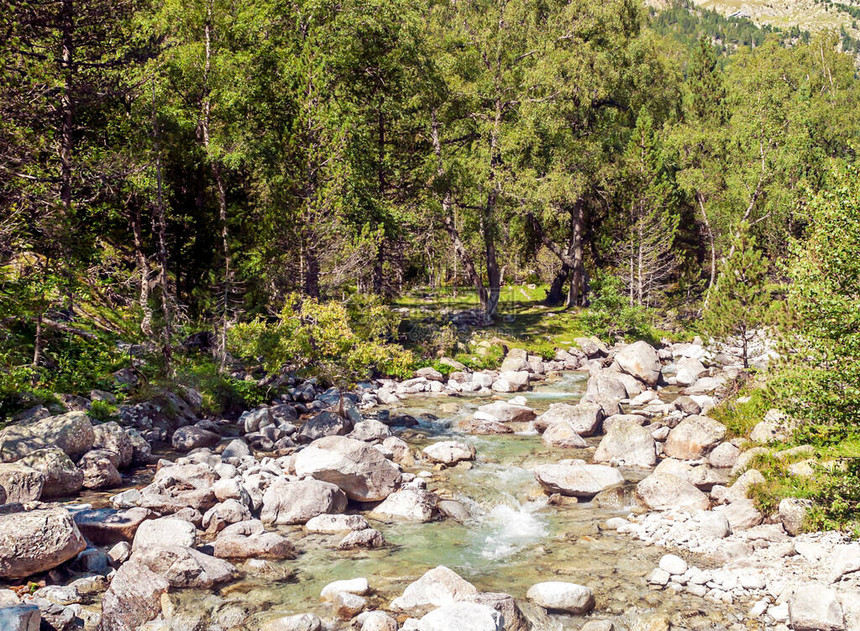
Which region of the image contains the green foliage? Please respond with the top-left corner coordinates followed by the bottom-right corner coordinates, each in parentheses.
top-left (710, 386), bottom-right (773, 438)
top-left (773, 163), bottom-right (860, 429)
top-left (579, 272), bottom-right (657, 343)
top-left (89, 400), bottom-right (119, 423)
top-left (806, 459), bottom-right (860, 532)
top-left (703, 222), bottom-right (771, 367)
top-left (229, 293), bottom-right (413, 385)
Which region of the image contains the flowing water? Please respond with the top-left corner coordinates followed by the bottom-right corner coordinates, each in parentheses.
top-left (93, 373), bottom-right (749, 629)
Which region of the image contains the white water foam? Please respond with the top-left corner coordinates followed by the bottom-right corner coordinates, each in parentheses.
top-left (474, 499), bottom-right (549, 561)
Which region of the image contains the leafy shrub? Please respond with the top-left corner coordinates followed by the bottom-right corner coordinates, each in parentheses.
top-left (578, 272), bottom-right (657, 344)
top-left (89, 400), bottom-right (119, 423)
top-left (806, 459), bottom-right (860, 532)
top-left (229, 294), bottom-right (413, 386)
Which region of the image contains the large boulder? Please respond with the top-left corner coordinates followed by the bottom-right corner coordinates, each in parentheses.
top-left (788, 583), bottom-right (845, 631)
top-left (73, 507), bottom-right (155, 546)
top-left (369, 489), bottom-right (437, 522)
top-left (500, 348), bottom-right (529, 373)
top-left (674, 358), bottom-right (707, 387)
top-left (541, 422), bottom-right (588, 448)
top-left (0, 462), bottom-right (44, 502)
top-left (526, 581), bottom-right (595, 614)
top-left (533, 462), bottom-right (624, 498)
top-left (614, 341), bottom-right (661, 386)
top-left (294, 436), bottom-right (401, 502)
top-left (92, 422), bottom-right (134, 469)
top-left (417, 602), bottom-right (503, 631)
top-left (390, 566), bottom-right (477, 612)
top-left (133, 517), bottom-right (196, 551)
top-left (584, 372), bottom-right (627, 402)
top-left (98, 560), bottom-right (168, 631)
top-left (779, 497), bottom-right (812, 536)
top-left (305, 514), bottom-right (370, 533)
top-left (132, 545), bottom-right (236, 588)
top-left (78, 449), bottom-right (122, 489)
top-left (172, 426), bottom-right (220, 452)
top-left (475, 401), bottom-right (536, 424)
top-left (653, 459), bottom-right (728, 491)
top-left (663, 416), bottom-right (726, 460)
top-left (714, 498), bottom-right (763, 531)
top-left (593, 422), bottom-right (656, 468)
top-left (535, 403), bottom-right (603, 437)
top-left (19, 448), bottom-right (83, 498)
top-left (0, 508), bottom-right (86, 580)
top-left (461, 592), bottom-right (530, 631)
top-left (213, 521), bottom-right (296, 560)
top-left (297, 411), bottom-right (354, 444)
top-left (423, 441), bottom-right (476, 466)
top-left (636, 472), bottom-right (710, 511)
top-left (0, 604), bottom-right (40, 631)
top-left (0, 411), bottom-right (94, 462)
top-left (260, 478), bottom-right (348, 525)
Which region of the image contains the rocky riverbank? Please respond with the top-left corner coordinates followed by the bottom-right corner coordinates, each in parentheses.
top-left (0, 335), bottom-right (855, 631)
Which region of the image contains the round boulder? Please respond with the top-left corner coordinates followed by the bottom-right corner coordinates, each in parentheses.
top-left (0, 508), bottom-right (87, 580)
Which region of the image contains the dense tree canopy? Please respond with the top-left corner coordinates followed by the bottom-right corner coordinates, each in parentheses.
top-left (1, 0), bottom-right (859, 389)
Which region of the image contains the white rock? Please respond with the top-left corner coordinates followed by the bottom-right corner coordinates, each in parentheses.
top-left (526, 581), bottom-right (595, 614)
top-left (321, 578), bottom-right (370, 601)
top-left (659, 554), bottom-right (688, 576)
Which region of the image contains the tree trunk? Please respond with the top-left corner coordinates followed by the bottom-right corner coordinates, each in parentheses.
top-left (132, 209), bottom-right (153, 336)
top-left (32, 310), bottom-right (43, 380)
top-left (432, 109), bottom-right (486, 310)
top-left (200, 1), bottom-right (231, 369)
top-left (304, 243), bottom-right (320, 297)
top-left (152, 78), bottom-right (173, 362)
top-left (565, 201), bottom-right (584, 309)
top-left (546, 264), bottom-right (570, 305)
top-left (697, 192), bottom-right (716, 310)
top-left (482, 97), bottom-right (504, 319)
top-left (59, 0), bottom-right (74, 219)
top-left (372, 108), bottom-right (386, 295)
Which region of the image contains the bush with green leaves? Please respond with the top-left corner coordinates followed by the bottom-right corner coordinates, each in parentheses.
top-left (772, 163), bottom-right (860, 432)
top-left (578, 272), bottom-right (657, 344)
top-left (229, 294), bottom-right (413, 386)
top-left (703, 222), bottom-right (771, 368)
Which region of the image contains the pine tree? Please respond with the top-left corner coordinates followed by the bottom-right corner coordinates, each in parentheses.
top-left (703, 222), bottom-right (770, 368)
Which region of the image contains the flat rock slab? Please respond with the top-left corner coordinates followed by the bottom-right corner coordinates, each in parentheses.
top-left (73, 507), bottom-right (156, 546)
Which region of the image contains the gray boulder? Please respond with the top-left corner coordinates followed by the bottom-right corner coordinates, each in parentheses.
top-left (260, 478), bottom-right (348, 525)
top-left (132, 545), bottom-right (236, 588)
top-left (615, 341), bottom-right (661, 386)
top-left (133, 517), bottom-right (196, 551)
top-left (0, 411), bottom-right (94, 462)
top-left (0, 604), bottom-right (40, 631)
top-left (418, 602), bottom-right (503, 631)
top-left (370, 489), bottom-right (437, 522)
top-left (390, 565), bottom-right (477, 612)
top-left (97, 560), bottom-right (168, 631)
top-left (779, 497), bottom-right (812, 536)
top-left (788, 583), bottom-right (844, 631)
top-left (297, 411), bottom-right (354, 443)
top-left (0, 508), bottom-right (86, 580)
top-left (476, 401), bottom-right (536, 424)
top-left (172, 426), bottom-right (220, 452)
top-left (535, 402), bottom-right (603, 437)
top-left (533, 462), bottom-right (624, 498)
top-left (78, 449), bottom-right (122, 489)
top-left (593, 422), bottom-right (656, 467)
top-left (663, 415), bottom-right (726, 460)
top-left (423, 441), bottom-right (476, 466)
top-left (92, 422), bottom-right (134, 468)
top-left (462, 592), bottom-right (529, 631)
top-left (19, 448), bottom-right (83, 498)
top-left (526, 581), bottom-right (595, 614)
top-left (0, 462), bottom-right (44, 502)
top-left (541, 422), bottom-right (588, 448)
top-left (636, 472), bottom-right (710, 511)
top-left (294, 436), bottom-right (401, 502)
top-left (73, 507), bottom-right (155, 546)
